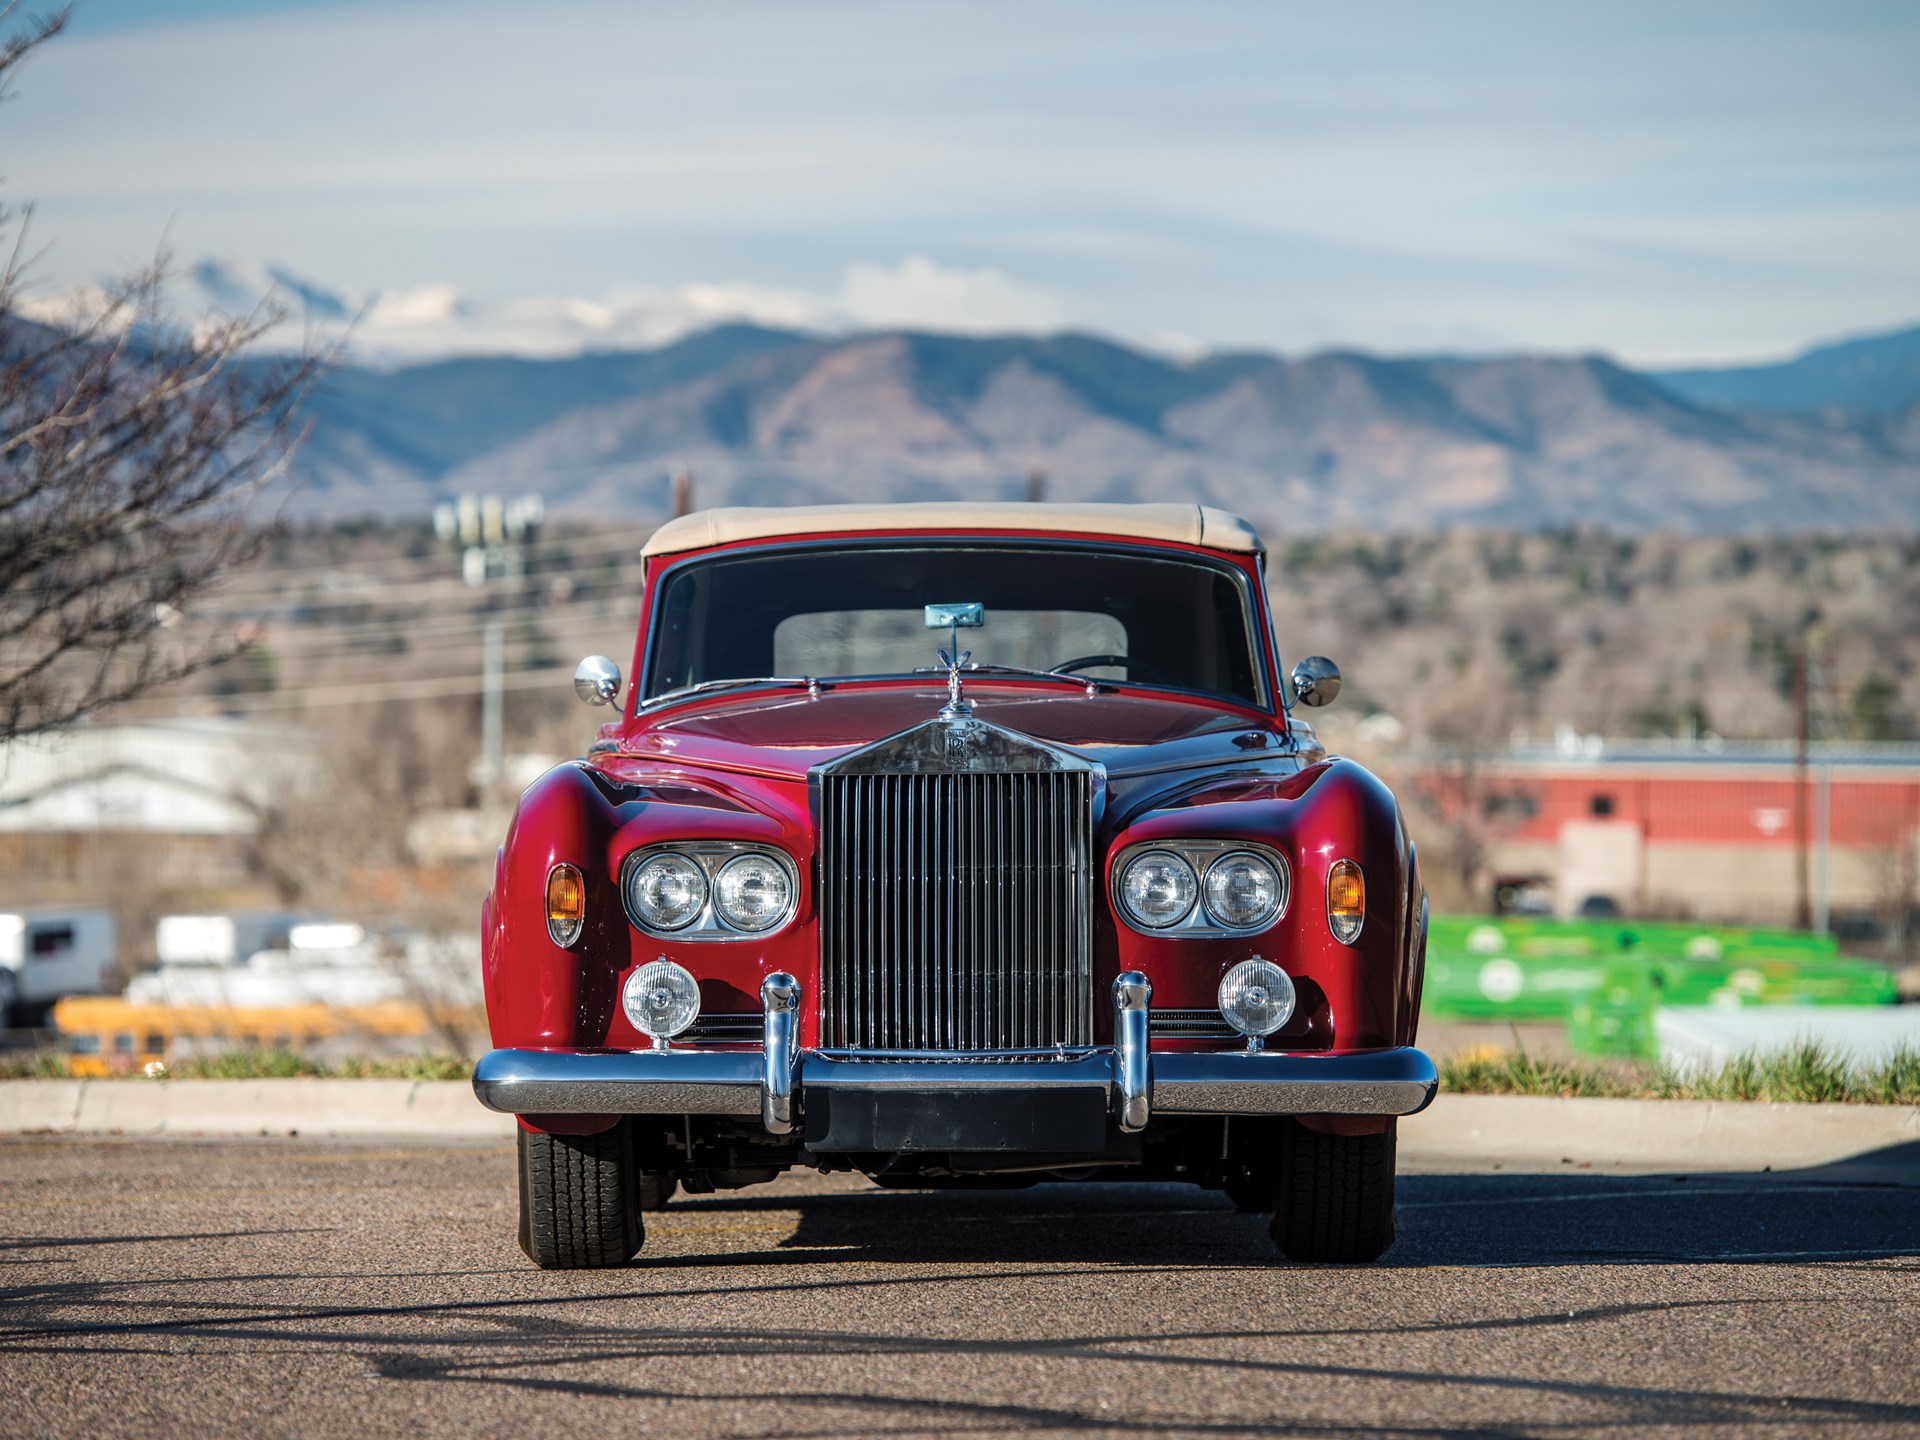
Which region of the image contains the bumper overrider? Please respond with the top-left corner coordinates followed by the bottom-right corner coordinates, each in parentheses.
top-left (475, 972), bottom-right (1436, 1143)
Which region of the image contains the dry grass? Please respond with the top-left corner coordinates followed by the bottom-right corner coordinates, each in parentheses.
top-left (1441, 1037), bottom-right (1920, 1105)
top-left (0, 1050), bottom-right (473, 1081)
top-left (4, 1038), bottom-right (1914, 1104)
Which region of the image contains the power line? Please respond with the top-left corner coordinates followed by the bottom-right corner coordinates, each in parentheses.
top-left (230, 595), bottom-right (641, 657)
top-left (133, 664), bottom-right (582, 714)
top-left (200, 526), bottom-right (668, 599)
top-left (188, 557), bottom-right (642, 616)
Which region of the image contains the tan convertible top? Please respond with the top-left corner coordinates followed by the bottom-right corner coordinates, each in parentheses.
top-left (640, 502), bottom-right (1264, 559)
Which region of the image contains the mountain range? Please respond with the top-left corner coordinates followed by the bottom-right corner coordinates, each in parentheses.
top-left (288, 322), bottom-right (1920, 532)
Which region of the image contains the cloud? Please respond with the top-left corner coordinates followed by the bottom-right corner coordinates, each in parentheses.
top-left (838, 257), bottom-right (1064, 333)
top-left (36, 255), bottom-right (1072, 364)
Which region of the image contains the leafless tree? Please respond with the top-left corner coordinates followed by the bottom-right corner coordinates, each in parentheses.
top-left (0, 4), bottom-right (323, 740)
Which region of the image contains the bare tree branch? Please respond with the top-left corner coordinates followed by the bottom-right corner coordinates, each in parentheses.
top-left (0, 8), bottom-right (325, 740)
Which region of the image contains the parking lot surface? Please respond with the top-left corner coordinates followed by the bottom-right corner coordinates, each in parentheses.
top-left (1, 1137), bottom-right (1916, 1437)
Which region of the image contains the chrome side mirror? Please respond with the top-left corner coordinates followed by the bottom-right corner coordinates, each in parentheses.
top-left (1290, 655), bottom-right (1341, 708)
top-left (574, 655), bottom-right (623, 707)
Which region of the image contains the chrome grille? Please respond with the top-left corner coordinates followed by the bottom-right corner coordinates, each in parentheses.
top-left (819, 769), bottom-right (1094, 1051)
top-left (1151, 1008), bottom-right (1236, 1039)
top-left (685, 1014), bottom-right (765, 1045)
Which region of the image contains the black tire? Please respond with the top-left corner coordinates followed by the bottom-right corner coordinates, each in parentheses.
top-left (517, 1125), bottom-right (643, 1269)
top-left (1271, 1121), bottom-right (1396, 1263)
top-left (637, 1173), bottom-right (680, 1211)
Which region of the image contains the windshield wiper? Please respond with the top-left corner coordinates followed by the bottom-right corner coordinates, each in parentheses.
top-left (912, 662), bottom-right (1103, 693)
top-left (638, 676), bottom-right (819, 711)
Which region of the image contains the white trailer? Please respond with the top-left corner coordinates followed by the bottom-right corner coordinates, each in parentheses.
top-left (0, 908), bottom-right (116, 1025)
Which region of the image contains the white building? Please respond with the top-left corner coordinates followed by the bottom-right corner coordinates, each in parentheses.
top-left (0, 717), bottom-right (303, 836)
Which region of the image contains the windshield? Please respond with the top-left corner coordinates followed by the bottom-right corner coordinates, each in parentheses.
top-left (644, 543), bottom-right (1266, 706)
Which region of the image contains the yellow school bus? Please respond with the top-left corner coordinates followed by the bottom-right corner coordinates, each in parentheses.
top-left (50, 995), bottom-right (472, 1075)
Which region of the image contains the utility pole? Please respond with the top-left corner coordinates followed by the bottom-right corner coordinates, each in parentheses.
top-left (1791, 642), bottom-right (1812, 931)
top-left (1813, 761), bottom-right (1831, 935)
top-left (672, 470), bottom-right (695, 518)
top-left (480, 618), bottom-right (504, 786)
top-left (1025, 468), bottom-right (1047, 504)
top-left (434, 492), bottom-right (543, 792)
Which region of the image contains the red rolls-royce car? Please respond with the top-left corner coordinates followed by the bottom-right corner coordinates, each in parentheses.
top-left (474, 503), bottom-right (1433, 1267)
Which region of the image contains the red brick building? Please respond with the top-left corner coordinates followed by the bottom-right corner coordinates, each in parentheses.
top-left (1413, 739), bottom-right (1920, 927)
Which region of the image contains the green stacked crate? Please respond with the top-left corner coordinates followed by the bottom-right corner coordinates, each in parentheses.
top-left (1421, 915), bottom-right (1896, 1057)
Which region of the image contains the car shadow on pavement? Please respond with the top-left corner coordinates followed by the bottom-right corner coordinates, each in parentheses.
top-left (1, 1168), bottom-right (1915, 1436)
top-left (658, 1167), bottom-right (1920, 1271)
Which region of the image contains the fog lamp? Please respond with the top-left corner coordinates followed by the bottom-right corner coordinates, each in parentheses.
top-left (545, 863), bottom-right (585, 948)
top-left (622, 958), bottom-right (701, 1048)
top-left (1327, 858), bottom-right (1365, 944)
top-left (1217, 958), bottom-right (1295, 1048)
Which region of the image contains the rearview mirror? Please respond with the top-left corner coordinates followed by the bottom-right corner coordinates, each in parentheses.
top-left (1290, 655), bottom-right (1341, 708)
top-left (923, 602), bottom-right (985, 629)
top-left (574, 655), bottom-right (623, 707)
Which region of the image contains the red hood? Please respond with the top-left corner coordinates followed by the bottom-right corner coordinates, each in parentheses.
top-left (610, 681), bottom-right (1286, 781)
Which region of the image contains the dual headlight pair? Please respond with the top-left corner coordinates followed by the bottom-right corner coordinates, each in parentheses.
top-left (545, 844), bottom-right (797, 950)
top-left (623, 844), bottom-right (798, 938)
top-left (1115, 843), bottom-right (1289, 935)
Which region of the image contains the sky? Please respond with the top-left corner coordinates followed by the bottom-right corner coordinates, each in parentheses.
top-left (6, 0), bottom-right (1919, 366)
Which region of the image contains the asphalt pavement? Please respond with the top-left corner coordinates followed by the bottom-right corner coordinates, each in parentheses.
top-left (1, 1137), bottom-right (1916, 1438)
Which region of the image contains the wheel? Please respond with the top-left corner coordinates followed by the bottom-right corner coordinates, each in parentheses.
top-left (1271, 1121), bottom-right (1396, 1263)
top-left (1222, 1169), bottom-right (1275, 1214)
top-left (638, 1173), bottom-right (679, 1211)
top-left (516, 1125), bottom-right (644, 1269)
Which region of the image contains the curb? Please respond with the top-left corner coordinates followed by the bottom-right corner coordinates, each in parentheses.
top-left (3, 1081), bottom-right (1917, 1180)
top-left (0, 1079), bottom-right (514, 1139)
top-left (1401, 1094), bottom-right (1920, 1179)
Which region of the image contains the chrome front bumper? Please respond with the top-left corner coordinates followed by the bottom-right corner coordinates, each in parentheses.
top-left (473, 972), bottom-right (1437, 1134)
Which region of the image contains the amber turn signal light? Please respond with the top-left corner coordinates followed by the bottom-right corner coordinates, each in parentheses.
top-left (546, 863), bottom-right (586, 948)
top-left (1326, 858), bottom-right (1364, 945)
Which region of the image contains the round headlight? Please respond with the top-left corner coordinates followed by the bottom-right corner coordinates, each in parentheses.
top-left (626, 852), bottom-right (707, 932)
top-left (1217, 958), bottom-right (1296, 1038)
top-left (1203, 851), bottom-right (1286, 930)
top-left (623, 958), bottom-right (701, 1042)
top-left (1118, 850), bottom-right (1198, 929)
top-left (713, 852), bottom-right (794, 932)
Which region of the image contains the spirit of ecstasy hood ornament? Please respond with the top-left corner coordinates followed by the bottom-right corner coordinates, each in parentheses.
top-left (936, 647), bottom-right (974, 720)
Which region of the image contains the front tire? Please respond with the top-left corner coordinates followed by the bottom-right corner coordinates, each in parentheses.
top-left (517, 1125), bottom-right (644, 1269)
top-left (1271, 1121), bottom-right (1396, 1263)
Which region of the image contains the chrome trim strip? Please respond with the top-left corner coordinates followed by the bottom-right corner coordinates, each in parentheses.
top-left (760, 972), bottom-right (801, 1134)
top-left (1113, 971), bottom-right (1151, 1132)
top-left (471, 1048), bottom-right (762, 1116)
top-left (470, 1045), bottom-right (1437, 1122)
top-left (1152, 1047), bottom-right (1437, 1117)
